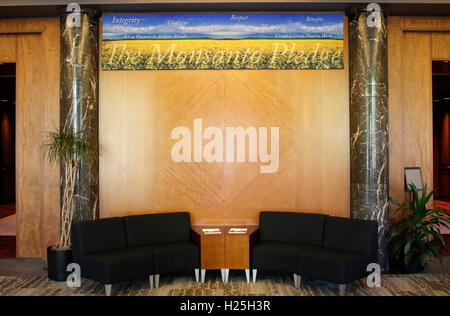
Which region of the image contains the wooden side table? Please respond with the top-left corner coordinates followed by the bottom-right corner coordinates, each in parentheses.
top-left (191, 226), bottom-right (226, 283)
top-left (225, 225), bottom-right (259, 283)
top-left (192, 225), bottom-right (259, 283)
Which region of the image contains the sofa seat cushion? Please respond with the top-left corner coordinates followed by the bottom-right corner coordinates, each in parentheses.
top-left (296, 248), bottom-right (369, 284)
top-left (72, 217), bottom-right (128, 258)
top-left (259, 212), bottom-right (328, 246)
top-left (323, 217), bottom-right (378, 258)
top-left (144, 243), bottom-right (200, 274)
top-left (124, 213), bottom-right (191, 247)
top-left (252, 243), bottom-right (318, 273)
top-left (81, 248), bottom-right (154, 284)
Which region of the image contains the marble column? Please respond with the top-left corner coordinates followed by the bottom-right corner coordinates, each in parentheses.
top-left (349, 7), bottom-right (389, 270)
top-left (60, 9), bottom-right (99, 221)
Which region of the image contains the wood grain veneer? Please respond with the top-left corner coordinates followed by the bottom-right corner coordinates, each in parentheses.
top-left (388, 17), bottom-right (450, 215)
top-left (99, 17), bottom-right (350, 224)
top-left (225, 226), bottom-right (258, 270)
top-left (0, 18), bottom-right (60, 258)
top-left (192, 226), bottom-right (226, 270)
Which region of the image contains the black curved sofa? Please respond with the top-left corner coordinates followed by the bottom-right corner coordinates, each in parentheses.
top-left (71, 212), bottom-right (200, 296)
top-left (251, 212), bottom-right (378, 296)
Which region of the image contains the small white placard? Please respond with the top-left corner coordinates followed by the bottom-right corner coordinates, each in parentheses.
top-left (404, 167), bottom-right (424, 190)
top-left (202, 228), bottom-right (222, 235)
top-left (228, 228), bottom-right (248, 234)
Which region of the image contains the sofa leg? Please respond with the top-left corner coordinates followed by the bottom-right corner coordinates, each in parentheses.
top-left (155, 274), bottom-right (160, 289)
top-left (252, 269), bottom-right (257, 283)
top-left (220, 269), bottom-right (230, 283)
top-left (201, 269), bottom-right (206, 283)
top-left (339, 284), bottom-right (346, 296)
top-left (224, 269), bottom-right (230, 283)
top-left (293, 274), bottom-right (301, 289)
top-left (149, 275), bottom-right (154, 289)
top-left (245, 269), bottom-right (250, 283)
top-left (105, 284), bottom-right (112, 296)
top-left (194, 269), bottom-right (200, 282)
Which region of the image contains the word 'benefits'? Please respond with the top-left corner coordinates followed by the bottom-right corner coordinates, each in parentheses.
top-left (171, 119), bottom-right (279, 174)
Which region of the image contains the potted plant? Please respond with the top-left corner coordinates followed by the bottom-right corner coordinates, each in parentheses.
top-left (388, 184), bottom-right (450, 273)
top-left (43, 128), bottom-right (97, 281)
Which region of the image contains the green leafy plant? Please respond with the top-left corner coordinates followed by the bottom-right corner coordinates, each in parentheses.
top-left (388, 184), bottom-right (450, 270)
top-left (43, 128), bottom-right (97, 250)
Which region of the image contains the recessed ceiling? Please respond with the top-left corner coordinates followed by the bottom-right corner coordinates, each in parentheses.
top-left (1, 2), bottom-right (450, 18)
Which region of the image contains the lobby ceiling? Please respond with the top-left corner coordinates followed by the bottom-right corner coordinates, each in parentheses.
top-left (0, 1), bottom-right (450, 18)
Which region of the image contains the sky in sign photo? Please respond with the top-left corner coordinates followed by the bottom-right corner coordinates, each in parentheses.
top-left (102, 13), bottom-right (344, 40)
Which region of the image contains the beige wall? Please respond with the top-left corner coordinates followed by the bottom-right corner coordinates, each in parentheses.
top-left (0, 18), bottom-right (60, 258)
top-left (99, 19), bottom-right (350, 224)
top-left (5, 15), bottom-right (450, 257)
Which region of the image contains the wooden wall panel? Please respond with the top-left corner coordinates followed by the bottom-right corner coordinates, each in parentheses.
top-left (0, 35), bottom-right (16, 62)
top-left (432, 32), bottom-right (450, 60)
top-left (99, 20), bottom-right (350, 224)
top-left (1, 18), bottom-right (60, 258)
top-left (16, 34), bottom-right (44, 257)
top-left (402, 32), bottom-right (433, 193)
top-left (294, 68), bottom-right (349, 215)
top-left (389, 23), bottom-right (433, 206)
top-left (39, 19), bottom-right (60, 258)
top-left (222, 71), bottom-right (296, 223)
top-left (0, 19), bottom-right (44, 34)
top-left (400, 17), bottom-right (450, 31)
top-left (388, 17), bottom-right (405, 207)
top-left (388, 17), bottom-right (450, 213)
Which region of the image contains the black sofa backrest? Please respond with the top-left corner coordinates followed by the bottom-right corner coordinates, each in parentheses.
top-left (259, 212), bottom-right (329, 246)
top-left (124, 212), bottom-right (191, 247)
top-left (323, 216), bottom-right (378, 259)
top-left (72, 217), bottom-right (128, 260)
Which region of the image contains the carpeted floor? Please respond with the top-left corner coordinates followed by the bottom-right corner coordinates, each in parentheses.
top-left (0, 214), bottom-right (16, 236)
top-left (0, 203), bottom-right (16, 259)
top-left (434, 200), bottom-right (450, 249)
top-left (0, 272), bottom-right (448, 296)
top-left (0, 204), bottom-right (15, 219)
top-left (434, 200), bottom-right (450, 211)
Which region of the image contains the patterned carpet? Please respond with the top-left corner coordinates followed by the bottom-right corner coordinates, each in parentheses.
top-left (0, 272), bottom-right (448, 296)
top-left (434, 200), bottom-right (450, 211)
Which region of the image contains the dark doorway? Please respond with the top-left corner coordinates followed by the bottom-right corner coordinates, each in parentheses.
top-left (0, 63), bottom-right (15, 207)
top-left (0, 62), bottom-right (15, 259)
top-left (433, 61), bottom-right (450, 203)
